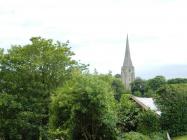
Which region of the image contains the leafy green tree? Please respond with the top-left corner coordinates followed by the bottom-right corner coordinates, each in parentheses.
top-left (131, 77), bottom-right (147, 96)
top-left (156, 84), bottom-right (187, 136)
top-left (147, 76), bottom-right (166, 91)
top-left (0, 37), bottom-right (77, 139)
top-left (117, 94), bottom-right (140, 133)
top-left (49, 74), bottom-right (118, 140)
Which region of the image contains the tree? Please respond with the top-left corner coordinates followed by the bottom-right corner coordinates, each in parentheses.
top-left (131, 77), bottom-right (147, 96)
top-left (49, 74), bottom-right (118, 140)
top-left (147, 76), bottom-right (166, 91)
top-left (156, 84), bottom-right (187, 136)
top-left (0, 37), bottom-right (77, 139)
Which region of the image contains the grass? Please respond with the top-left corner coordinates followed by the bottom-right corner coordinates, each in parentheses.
top-left (173, 135), bottom-right (187, 140)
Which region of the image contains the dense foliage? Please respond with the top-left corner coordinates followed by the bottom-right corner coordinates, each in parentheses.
top-left (0, 37), bottom-right (77, 139)
top-left (131, 77), bottom-right (147, 96)
top-left (96, 73), bottom-right (126, 101)
top-left (131, 76), bottom-right (168, 97)
top-left (49, 74), bottom-right (118, 140)
top-left (167, 78), bottom-right (187, 84)
top-left (112, 78), bottom-right (126, 101)
top-left (156, 84), bottom-right (187, 137)
top-left (137, 110), bottom-right (160, 135)
top-left (117, 94), bottom-right (140, 132)
top-left (147, 76), bottom-right (166, 91)
top-left (0, 37), bottom-right (186, 140)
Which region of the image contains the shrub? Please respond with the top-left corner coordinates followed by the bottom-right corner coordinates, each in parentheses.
top-left (137, 110), bottom-right (161, 135)
top-left (117, 94), bottom-right (140, 132)
top-left (49, 74), bottom-right (118, 139)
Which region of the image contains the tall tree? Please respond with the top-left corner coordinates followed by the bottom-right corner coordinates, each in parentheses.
top-left (0, 37), bottom-right (77, 139)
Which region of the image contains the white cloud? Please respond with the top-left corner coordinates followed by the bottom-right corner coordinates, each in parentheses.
top-left (0, 0), bottom-right (187, 78)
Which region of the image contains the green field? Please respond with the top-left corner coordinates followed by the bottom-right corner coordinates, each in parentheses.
top-left (173, 135), bottom-right (187, 140)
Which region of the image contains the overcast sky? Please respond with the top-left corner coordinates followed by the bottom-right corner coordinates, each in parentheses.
top-left (0, 0), bottom-right (187, 79)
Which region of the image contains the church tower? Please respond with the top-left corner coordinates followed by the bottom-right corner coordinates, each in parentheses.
top-left (121, 35), bottom-right (135, 90)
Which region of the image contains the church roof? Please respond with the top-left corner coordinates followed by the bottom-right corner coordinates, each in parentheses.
top-left (123, 35), bottom-right (133, 67)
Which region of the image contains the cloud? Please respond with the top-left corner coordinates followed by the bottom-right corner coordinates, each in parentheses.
top-left (0, 0), bottom-right (187, 78)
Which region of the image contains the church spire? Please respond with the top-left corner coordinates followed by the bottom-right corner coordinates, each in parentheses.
top-left (121, 34), bottom-right (135, 90)
top-left (123, 34), bottom-right (133, 67)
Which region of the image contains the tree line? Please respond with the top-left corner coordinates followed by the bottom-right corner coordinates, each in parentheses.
top-left (0, 37), bottom-right (186, 140)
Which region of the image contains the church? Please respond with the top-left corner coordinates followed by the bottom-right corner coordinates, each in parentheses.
top-left (121, 35), bottom-right (135, 90)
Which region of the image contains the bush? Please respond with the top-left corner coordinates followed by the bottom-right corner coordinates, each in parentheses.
top-left (117, 94), bottom-right (140, 132)
top-left (49, 74), bottom-right (118, 139)
top-left (137, 110), bottom-right (161, 135)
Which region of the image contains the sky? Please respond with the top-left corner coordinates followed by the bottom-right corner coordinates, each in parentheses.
top-left (0, 0), bottom-right (187, 79)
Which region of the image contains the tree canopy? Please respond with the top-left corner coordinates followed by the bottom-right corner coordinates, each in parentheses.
top-left (156, 84), bottom-right (187, 136)
top-left (0, 37), bottom-right (186, 140)
top-left (0, 37), bottom-right (77, 139)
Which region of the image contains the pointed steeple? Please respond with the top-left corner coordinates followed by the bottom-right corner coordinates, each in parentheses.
top-left (121, 34), bottom-right (135, 90)
top-left (123, 34), bottom-right (133, 67)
